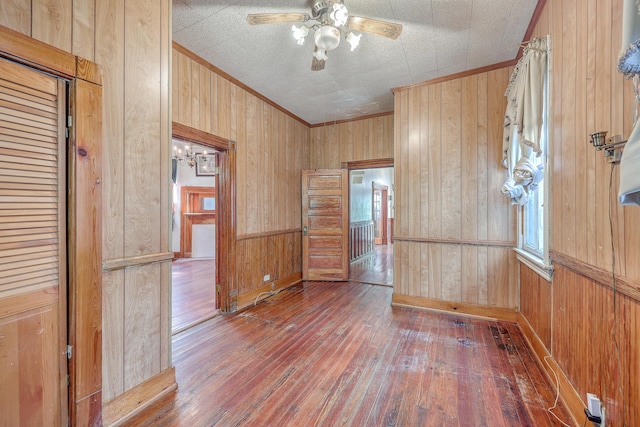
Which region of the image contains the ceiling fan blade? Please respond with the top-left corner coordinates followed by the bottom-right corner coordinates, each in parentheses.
top-left (346, 16), bottom-right (402, 40)
top-left (246, 13), bottom-right (310, 25)
top-left (311, 56), bottom-right (325, 71)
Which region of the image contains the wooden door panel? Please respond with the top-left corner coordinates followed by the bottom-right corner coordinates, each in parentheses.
top-left (308, 235), bottom-right (344, 250)
top-left (302, 169), bottom-right (349, 281)
top-left (308, 216), bottom-right (342, 229)
top-left (308, 195), bottom-right (342, 210)
top-left (0, 300), bottom-right (61, 426)
top-left (0, 58), bottom-right (67, 426)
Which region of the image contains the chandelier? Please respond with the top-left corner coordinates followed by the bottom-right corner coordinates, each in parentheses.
top-left (173, 144), bottom-right (215, 171)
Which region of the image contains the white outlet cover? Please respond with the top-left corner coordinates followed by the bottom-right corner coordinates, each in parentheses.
top-left (263, 274), bottom-right (270, 282)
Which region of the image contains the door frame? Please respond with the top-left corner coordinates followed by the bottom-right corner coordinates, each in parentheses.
top-left (0, 26), bottom-right (104, 426)
top-left (341, 158), bottom-right (394, 282)
top-left (172, 122), bottom-right (236, 312)
top-left (372, 182), bottom-right (389, 245)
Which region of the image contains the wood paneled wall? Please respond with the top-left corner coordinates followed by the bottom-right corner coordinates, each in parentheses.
top-left (520, 0), bottom-right (640, 425)
top-left (521, 261), bottom-right (639, 425)
top-left (308, 114), bottom-right (394, 169)
top-left (531, 0), bottom-right (640, 279)
top-left (1, 0), bottom-right (175, 415)
top-left (392, 69), bottom-right (518, 309)
top-left (172, 46), bottom-right (307, 305)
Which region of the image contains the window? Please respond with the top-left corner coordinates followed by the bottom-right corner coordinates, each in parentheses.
top-left (517, 46), bottom-right (552, 280)
top-left (501, 36), bottom-right (553, 280)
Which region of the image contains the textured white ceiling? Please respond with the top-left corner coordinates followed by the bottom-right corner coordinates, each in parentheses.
top-left (173, 0), bottom-right (538, 125)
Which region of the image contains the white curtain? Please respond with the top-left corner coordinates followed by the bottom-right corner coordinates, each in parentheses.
top-left (617, 0), bottom-right (640, 205)
top-left (501, 36), bottom-right (548, 206)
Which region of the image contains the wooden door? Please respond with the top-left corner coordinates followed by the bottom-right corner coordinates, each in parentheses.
top-left (372, 182), bottom-right (388, 245)
top-left (0, 58), bottom-right (68, 426)
top-left (302, 169), bottom-right (349, 281)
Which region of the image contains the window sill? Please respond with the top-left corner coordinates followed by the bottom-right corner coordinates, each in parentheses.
top-left (514, 248), bottom-right (553, 282)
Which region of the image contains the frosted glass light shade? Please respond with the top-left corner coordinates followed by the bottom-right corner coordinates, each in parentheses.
top-left (314, 25), bottom-right (340, 51)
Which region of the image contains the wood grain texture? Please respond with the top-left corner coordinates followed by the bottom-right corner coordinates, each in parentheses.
top-left (72, 0), bottom-right (95, 60)
top-left (236, 231), bottom-right (302, 299)
top-left (0, 60), bottom-right (67, 427)
top-left (172, 48), bottom-right (307, 236)
top-left (123, 0), bottom-right (162, 258)
top-left (127, 282), bottom-right (571, 427)
top-left (519, 2), bottom-right (640, 424)
top-left (552, 263), bottom-right (639, 426)
top-left (94, 0), bottom-right (173, 412)
top-left (309, 114), bottom-right (394, 169)
top-left (0, 0), bottom-right (31, 36)
top-left (1, 1), bottom-right (174, 421)
top-left (530, 0), bottom-right (640, 279)
top-left (68, 78), bottom-right (103, 426)
top-left (102, 368), bottom-right (176, 427)
top-left (519, 263), bottom-right (552, 349)
top-left (0, 24), bottom-right (76, 78)
top-left (172, 46), bottom-right (307, 306)
top-left (0, 303), bottom-right (62, 426)
top-left (124, 264), bottom-right (162, 389)
top-left (32, 0), bottom-right (72, 52)
top-left (393, 68), bottom-right (517, 309)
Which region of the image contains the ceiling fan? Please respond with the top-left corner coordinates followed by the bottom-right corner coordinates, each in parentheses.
top-left (247, 0), bottom-right (403, 71)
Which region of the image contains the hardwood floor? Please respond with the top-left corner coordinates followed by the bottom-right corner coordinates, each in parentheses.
top-left (132, 281), bottom-right (572, 426)
top-left (172, 258), bottom-right (218, 334)
top-left (350, 244), bottom-right (393, 286)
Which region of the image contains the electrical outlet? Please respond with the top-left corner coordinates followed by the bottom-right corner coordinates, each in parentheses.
top-left (587, 393), bottom-right (601, 418)
top-left (263, 274), bottom-right (270, 282)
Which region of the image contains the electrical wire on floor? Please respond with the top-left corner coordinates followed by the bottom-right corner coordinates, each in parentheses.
top-left (608, 163), bottom-right (627, 427)
top-left (543, 355), bottom-right (572, 427)
top-left (254, 288), bottom-right (281, 306)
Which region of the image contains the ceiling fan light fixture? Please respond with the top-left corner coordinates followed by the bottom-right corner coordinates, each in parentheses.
top-left (292, 24), bottom-right (309, 45)
top-left (314, 25), bottom-right (341, 51)
top-left (330, 3), bottom-right (349, 27)
top-left (345, 31), bottom-right (361, 51)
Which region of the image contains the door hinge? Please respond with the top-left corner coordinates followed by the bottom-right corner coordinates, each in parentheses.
top-left (67, 345), bottom-right (72, 359)
top-left (216, 284), bottom-right (221, 293)
top-left (66, 115), bottom-right (72, 139)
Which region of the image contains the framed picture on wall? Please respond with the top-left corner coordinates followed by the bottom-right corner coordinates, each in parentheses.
top-left (195, 153), bottom-right (216, 176)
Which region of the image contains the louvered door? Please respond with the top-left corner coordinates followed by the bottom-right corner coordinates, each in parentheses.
top-left (0, 58), bottom-right (68, 426)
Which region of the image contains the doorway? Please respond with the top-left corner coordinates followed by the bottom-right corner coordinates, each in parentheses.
top-left (346, 163), bottom-right (394, 287)
top-left (171, 140), bottom-right (219, 334)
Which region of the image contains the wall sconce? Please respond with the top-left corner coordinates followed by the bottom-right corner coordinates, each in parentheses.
top-left (589, 131), bottom-right (626, 164)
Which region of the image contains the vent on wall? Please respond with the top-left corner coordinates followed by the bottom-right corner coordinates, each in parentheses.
top-left (351, 170), bottom-right (365, 184)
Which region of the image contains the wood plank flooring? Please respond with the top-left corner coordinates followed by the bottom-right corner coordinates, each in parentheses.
top-left (349, 244), bottom-right (393, 286)
top-left (172, 258), bottom-right (217, 334)
top-left (131, 281), bottom-right (573, 426)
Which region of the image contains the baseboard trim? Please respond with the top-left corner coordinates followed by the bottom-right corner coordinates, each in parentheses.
top-left (237, 272), bottom-right (302, 310)
top-left (102, 367), bottom-right (177, 427)
top-left (391, 293), bottom-right (520, 323)
top-left (517, 313), bottom-right (585, 427)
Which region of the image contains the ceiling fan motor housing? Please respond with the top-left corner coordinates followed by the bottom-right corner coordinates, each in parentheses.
top-left (312, 0), bottom-right (340, 22)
